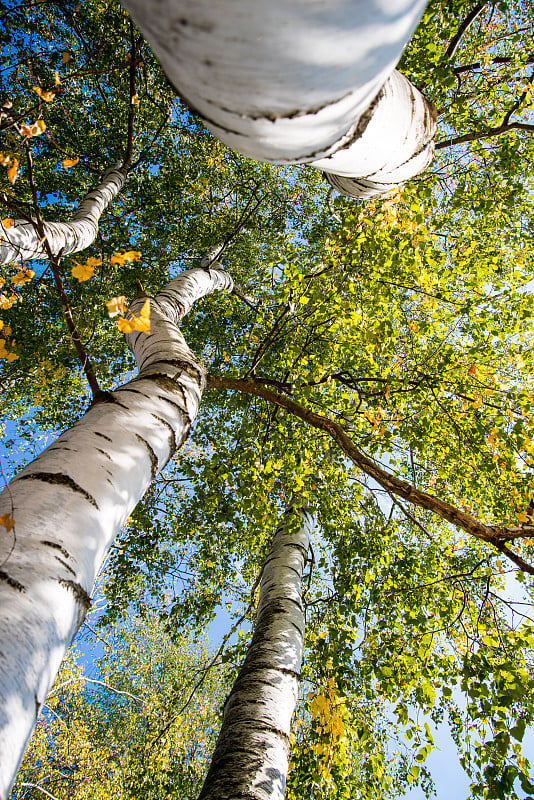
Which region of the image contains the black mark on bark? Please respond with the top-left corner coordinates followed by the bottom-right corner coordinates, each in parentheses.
top-left (134, 434), bottom-right (159, 479)
top-left (18, 472), bottom-right (99, 509)
top-left (55, 556), bottom-right (76, 576)
top-left (42, 540), bottom-right (70, 559)
top-left (57, 578), bottom-right (91, 609)
top-left (0, 569), bottom-right (25, 592)
top-left (96, 448), bottom-right (112, 460)
top-left (150, 413), bottom-right (180, 459)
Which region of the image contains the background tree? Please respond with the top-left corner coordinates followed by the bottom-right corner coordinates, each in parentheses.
top-left (12, 612), bottom-right (227, 800)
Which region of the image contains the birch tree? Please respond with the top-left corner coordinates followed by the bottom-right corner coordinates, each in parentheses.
top-left (118, 0), bottom-right (437, 197)
top-left (0, 166), bottom-right (125, 265)
top-left (0, 265), bottom-right (233, 798)
top-left (198, 499), bottom-right (315, 800)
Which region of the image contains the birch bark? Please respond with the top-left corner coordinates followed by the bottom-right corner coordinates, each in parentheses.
top-left (198, 499), bottom-right (315, 800)
top-left (0, 266), bottom-right (233, 799)
top-left (0, 166), bottom-right (125, 265)
top-left (119, 0), bottom-right (434, 196)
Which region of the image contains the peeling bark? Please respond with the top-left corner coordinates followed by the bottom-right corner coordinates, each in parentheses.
top-left (0, 166), bottom-right (125, 264)
top-left (198, 500), bottom-right (315, 800)
top-left (0, 267), bottom-right (233, 799)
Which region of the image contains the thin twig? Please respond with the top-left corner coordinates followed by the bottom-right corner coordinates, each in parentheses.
top-left (150, 559), bottom-right (268, 747)
top-left (48, 676), bottom-right (146, 704)
top-left (121, 22), bottom-right (139, 172)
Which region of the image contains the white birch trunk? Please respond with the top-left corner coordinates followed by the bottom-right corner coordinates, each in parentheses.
top-left (198, 500), bottom-right (315, 800)
top-left (317, 70), bottom-right (436, 198)
top-left (119, 0), bottom-right (434, 196)
top-left (0, 266), bottom-right (233, 799)
top-left (0, 167), bottom-right (125, 265)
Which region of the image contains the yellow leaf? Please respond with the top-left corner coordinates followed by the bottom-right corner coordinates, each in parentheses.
top-left (10, 269), bottom-right (34, 286)
top-left (62, 50), bottom-right (71, 63)
top-left (0, 337), bottom-right (18, 361)
top-left (330, 713), bottom-right (345, 741)
top-left (0, 513), bottom-right (15, 531)
top-left (310, 694), bottom-right (329, 721)
top-left (0, 294), bottom-right (16, 310)
top-left (54, 71), bottom-right (61, 86)
top-left (85, 257), bottom-right (102, 267)
top-left (131, 93), bottom-right (140, 105)
top-left (7, 159), bottom-right (18, 184)
top-left (139, 298), bottom-right (150, 318)
top-left (486, 431), bottom-right (498, 446)
top-left (33, 86), bottom-right (55, 102)
top-left (472, 395), bottom-right (483, 409)
top-left (117, 317), bottom-right (134, 333)
top-left (122, 250), bottom-right (141, 263)
top-left (111, 250), bottom-right (141, 266)
top-left (128, 299), bottom-right (151, 334)
top-left (1, 219), bottom-right (13, 229)
top-left (71, 262), bottom-right (94, 282)
top-left (62, 157), bottom-right (79, 168)
top-left (20, 120), bottom-right (46, 138)
top-left (105, 296), bottom-right (127, 318)
top-left (516, 510), bottom-right (529, 524)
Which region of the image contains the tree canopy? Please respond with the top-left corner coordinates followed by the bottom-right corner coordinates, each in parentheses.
top-left (1, 0), bottom-right (534, 798)
top-left (13, 613), bottom-right (227, 799)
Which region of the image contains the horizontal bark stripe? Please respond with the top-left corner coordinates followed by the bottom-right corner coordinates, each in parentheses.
top-left (41, 541), bottom-right (70, 559)
top-left (56, 579), bottom-right (92, 609)
top-left (94, 431), bottom-right (113, 442)
top-left (16, 472), bottom-right (99, 509)
top-left (54, 556), bottom-right (76, 576)
top-left (0, 570), bottom-right (25, 592)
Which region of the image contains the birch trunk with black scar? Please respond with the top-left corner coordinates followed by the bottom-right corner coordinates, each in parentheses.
top-left (0, 266), bottom-right (233, 799)
top-left (119, 0), bottom-right (436, 197)
top-left (0, 166), bottom-right (125, 265)
top-left (198, 500), bottom-right (315, 800)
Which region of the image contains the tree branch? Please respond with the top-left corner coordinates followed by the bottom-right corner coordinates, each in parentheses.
top-left (453, 53), bottom-right (534, 76)
top-left (445, 3), bottom-right (486, 60)
top-left (207, 374), bottom-right (534, 574)
top-left (24, 145), bottom-right (102, 399)
top-left (19, 784), bottom-right (61, 800)
top-left (436, 121), bottom-right (534, 150)
top-left (48, 676), bottom-right (145, 704)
